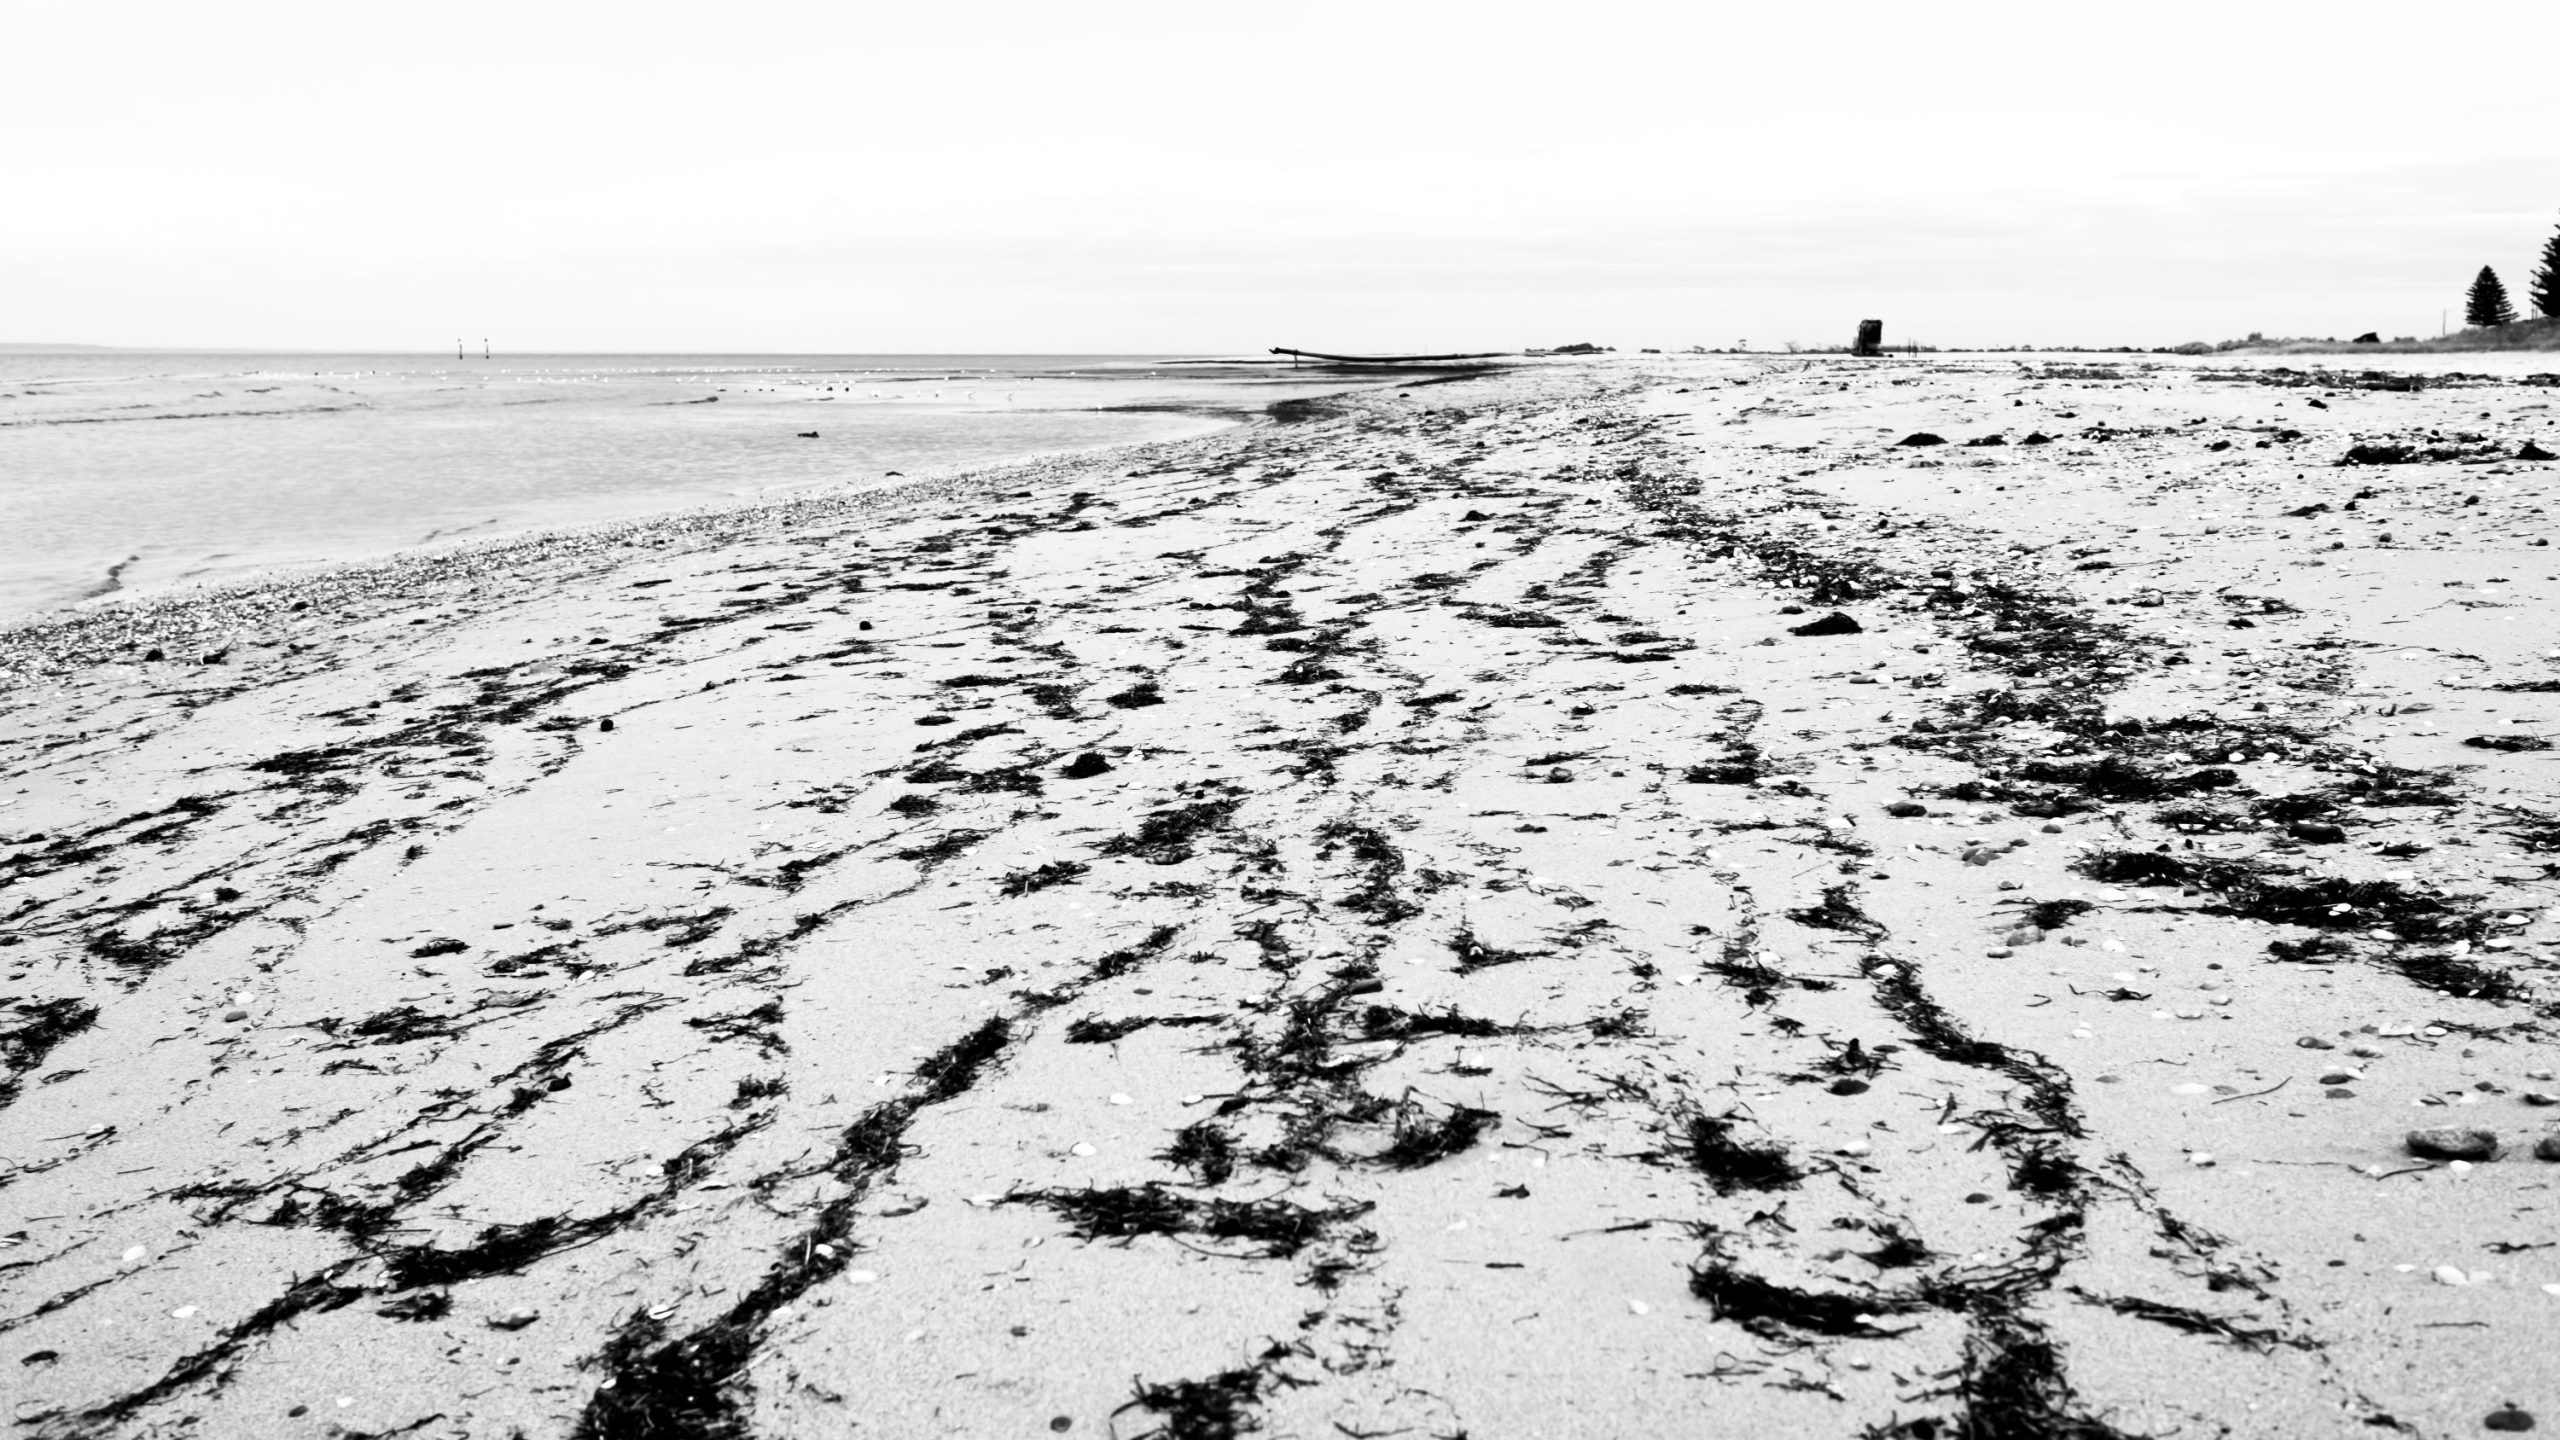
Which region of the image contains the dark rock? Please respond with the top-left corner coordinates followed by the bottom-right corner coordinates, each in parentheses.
top-left (1883, 801), bottom-right (1926, 818)
top-left (2465, 734), bottom-right (2553, 753)
top-left (2537, 1134), bottom-right (2560, 1163)
top-left (143, 647), bottom-right (165, 662)
top-left (1061, 752), bottom-right (1112, 779)
top-left (916, 714), bottom-right (956, 727)
top-left (598, 717), bottom-right (615, 733)
top-left (1896, 433), bottom-right (1946, 447)
top-left (2406, 1126), bottom-right (2498, 1161)
top-left (2019, 432), bottom-right (2055, 445)
top-left (2522, 441), bottom-right (2556, 462)
top-left (1461, 509), bottom-right (1492, 522)
top-left (2289, 820), bottom-right (2346, 843)
top-left (1788, 611), bottom-right (1864, 637)
top-left (2486, 1406), bottom-right (2537, 1432)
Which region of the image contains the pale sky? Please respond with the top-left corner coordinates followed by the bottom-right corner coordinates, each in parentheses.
top-left (8, 0), bottom-right (2556, 353)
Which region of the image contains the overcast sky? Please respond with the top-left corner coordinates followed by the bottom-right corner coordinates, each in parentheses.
top-left (8, 0), bottom-right (2556, 352)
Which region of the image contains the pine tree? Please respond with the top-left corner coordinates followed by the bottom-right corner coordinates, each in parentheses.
top-left (2467, 265), bottom-right (2518, 328)
top-left (2530, 219), bottom-right (2560, 319)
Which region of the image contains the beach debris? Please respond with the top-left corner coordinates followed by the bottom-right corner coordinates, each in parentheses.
top-left (2486, 1405), bottom-right (2539, 1431)
top-left (1060, 752), bottom-right (1112, 779)
top-left (487, 1306), bottom-right (541, 1330)
top-left (1788, 611), bottom-right (1863, 637)
top-left (2536, 1135), bottom-right (2560, 1162)
top-left (1897, 433), bottom-right (1946, 447)
top-left (2406, 1127), bottom-right (2498, 1161)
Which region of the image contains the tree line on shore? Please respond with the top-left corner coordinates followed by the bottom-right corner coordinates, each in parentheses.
top-left (2467, 213), bottom-right (2560, 328)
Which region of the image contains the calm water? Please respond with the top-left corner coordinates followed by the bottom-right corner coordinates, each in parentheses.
top-left (0, 352), bottom-right (1349, 621)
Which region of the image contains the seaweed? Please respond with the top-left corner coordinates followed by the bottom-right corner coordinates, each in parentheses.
top-left (1450, 922), bottom-right (1540, 974)
top-left (1065, 1013), bottom-right (1220, 1044)
top-left (1011, 1183), bottom-right (1367, 1258)
top-left (1374, 1098), bottom-right (1500, 1167)
top-left (2024, 899), bottom-right (2096, 932)
top-left (1690, 1260), bottom-right (1914, 1339)
top-left (1, 997), bottom-right (98, 1110)
top-left (1790, 885), bottom-right (1886, 938)
top-left (1097, 792), bottom-right (1244, 866)
top-left (1118, 1367), bottom-right (1266, 1440)
top-left (1359, 1004), bottom-right (1509, 1040)
top-left (999, 859), bottom-right (1089, 896)
top-left (894, 828), bottom-right (991, 870)
top-left (1160, 1122), bottom-right (1238, 1186)
top-left (1682, 1112), bottom-right (1803, 1194)
top-left (1873, 1315), bottom-right (2142, 1440)
top-left (1091, 925), bottom-right (1183, 981)
top-left (913, 1016), bottom-right (1010, 1102)
top-left (1315, 819), bottom-right (1420, 924)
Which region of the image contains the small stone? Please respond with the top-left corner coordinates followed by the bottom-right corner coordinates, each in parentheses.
top-left (2296, 1036), bottom-right (2335, 1050)
top-left (2537, 1135), bottom-right (2560, 1162)
top-left (1884, 801), bottom-right (1926, 818)
top-left (2040, 821), bottom-right (2064, 833)
top-left (2523, 1092), bottom-right (2560, 1107)
top-left (2484, 1406), bottom-right (2537, 1433)
top-left (2432, 1265), bottom-right (2469, 1287)
top-left (221, 1009), bottom-right (248, 1023)
top-left (2290, 820), bottom-right (2347, 844)
top-left (2319, 1068), bottom-right (2361, 1085)
top-left (2003, 928), bottom-right (2044, 946)
top-left (488, 1307), bottom-right (540, 1330)
top-left (1545, 767), bottom-right (1574, 784)
top-left (2406, 1126), bottom-right (2498, 1161)
top-left (1069, 1142), bottom-right (1097, 1157)
top-left (1061, 752), bottom-right (1112, 779)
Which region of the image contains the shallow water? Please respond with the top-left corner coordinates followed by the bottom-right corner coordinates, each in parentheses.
top-left (0, 352), bottom-right (1346, 620)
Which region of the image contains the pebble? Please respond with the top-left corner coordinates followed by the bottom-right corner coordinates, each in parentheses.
top-left (2484, 1406), bottom-right (2537, 1433)
top-left (488, 1307), bottom-right (540, 1330)
top-left (1069, 1142), bottom-right (1097, 1157)
top-left (2296, 1036), bottom-right (2335, 1050)
top-left (2406, 1126), bottom-right (2498, 1161)
top-left (2433, 1265), bottom-right (2470, 1287)
top-left (2523, 1092), bottom-right (2559, 1107)
top-left (2538, 1135), bottom-right (2560, 1163)
top-left (2319, 1068), bottom-right (2361, 1085)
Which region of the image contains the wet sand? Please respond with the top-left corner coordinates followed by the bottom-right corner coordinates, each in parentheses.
top-left (5, 355), bottom-right (2560, 1439)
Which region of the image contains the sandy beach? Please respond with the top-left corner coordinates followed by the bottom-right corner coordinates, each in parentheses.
top-left (8, 354), bottom-right (2560, 1439)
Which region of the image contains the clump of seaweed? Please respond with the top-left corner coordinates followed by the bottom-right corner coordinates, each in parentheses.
top-left (2023, 899), bottom-right (2096, 932)
top-left (1681, 1112), bottom-right (1802, 1194)
top-left (1, 997), bottom-right (99, 1109)
top-left (1450, 922), bottom-right (1539, 974)
top-left (1011, 1183), bottom-right (1369, 1258)
top-left (1789, 885), bottom-right (1885, 938)
top-left (1160, 1122), bottom-right (1238, 1186)
top-left (1117, 1367), bottom-right (1266, 1440)
top-left (1373, 1098), bottom-right (1500, 1167)
top-left (1096, 791), bottom-right (1244, 866)
top-left (998, 859), bottom-right (1088, 896)
top-left (1690, 1258), bottom-right (1915, 1339)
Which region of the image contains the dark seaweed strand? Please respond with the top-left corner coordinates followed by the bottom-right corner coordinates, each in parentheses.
top-left (573, 1016), bottom-right (1013, 1438)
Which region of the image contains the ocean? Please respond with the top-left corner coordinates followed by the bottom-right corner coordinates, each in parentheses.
top-left (0, 352), bottom-right (1356, 622)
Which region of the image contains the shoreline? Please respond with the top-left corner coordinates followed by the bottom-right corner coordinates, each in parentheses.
top-left (5, 355), bottom-right (2560, 1437)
